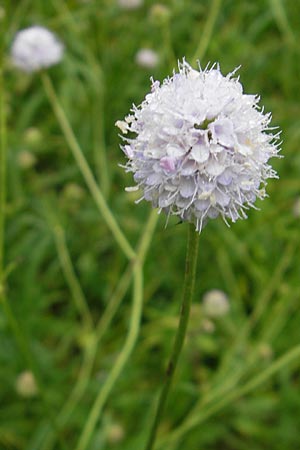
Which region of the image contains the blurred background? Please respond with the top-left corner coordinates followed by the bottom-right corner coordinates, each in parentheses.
top-left (1, 0), bottom-right (300, 449)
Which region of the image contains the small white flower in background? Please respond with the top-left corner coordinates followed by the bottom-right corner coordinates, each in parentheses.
top-left (0, 6), bottom-right (5, 20)
top-left (135, 48), bottom-right (159, 69)
top-left (117, 61), bottom-right (281, 232)
top-left (293, 197), bottom-right (300, 218)
top-left (17, 150), bottom-right (37, 169)
top-left (106, 422), bottom-right (125, 444)
top-left (11, 26), bottom-right (64, 73)
top-left (118, 0), bottom-right (143, 9)
top-left (149, 4), bottom-right (171, 23)
top-left (15, 371), bottom-right (38, 398)
top-left (202, 289), bottom-right (229, 317)
top-left (258, 342), bottom-right (273, 360)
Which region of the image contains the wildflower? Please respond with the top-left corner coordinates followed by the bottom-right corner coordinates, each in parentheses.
top-left (17, 150), bottom-right (37, 169)
top-left (106, 422), bottom-right (125, 444)
top-left (202, 289), bottom-right (229, 317)
top-left (23, 127), bottom-right (43, 148)
top-left (149, 4), bottom-right (171, 23)
top-left (117, 61), bottom-right (281, 231)
top-left (258, 342), bottom-right (273, 360)
top-left (15, 371), bottom-right (38, 398)
top-left (118, 0), bottom-right (143, 9)
top-left (11, 25), bottom-right (64, 73)
top-left (293, 197), bottom-right (300, 218)
top-left (135, 48), bottom-right (159, 69)
top-left (63, 182), bottom-right (85, 201)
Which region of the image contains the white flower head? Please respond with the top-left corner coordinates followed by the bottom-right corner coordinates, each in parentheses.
top-left (11, 25), bottom-right (64, 73)
top-left (202, 289), bottom-right (229, 317)
top-left (135, 48), bottom-right (159, 69)
top-left (293, 197), bottom-right (300, 218)
top-left (15, 371), bottom-right (38, 398)
top-left (117, 61), bottom-right (281, 232)
top-left (118, 0), bottom-right (143, 9)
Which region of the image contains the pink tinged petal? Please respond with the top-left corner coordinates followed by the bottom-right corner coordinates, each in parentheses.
top-left (190, 144), bottom-right (210, 163)
top-left (206, 158), bottom-right (225, 176)
top-left (179, 177), bottom-right (196, 198)
top-left (160, 156), bottom-right (176, 172)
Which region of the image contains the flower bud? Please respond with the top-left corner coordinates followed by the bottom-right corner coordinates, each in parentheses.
top-left (202, 289), bottom-right (229, 317)
top-left (15, 371), bottom-right (38, 398)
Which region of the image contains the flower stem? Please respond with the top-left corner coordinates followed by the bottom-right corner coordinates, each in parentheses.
top-left (192, 0), bottom-right (222, 64)
top-left (144, 223), bottom-right (199, 450)
top-left (40, 72), bottom-right (135, 261)
top-left (0, 17), bottom-right (6, 290)
top-left (75, 264), bottom-right (143, 450)
top-left (53, 223), bottom-right (93, 330)
top-left (41, 210), bottom-right (158, 450)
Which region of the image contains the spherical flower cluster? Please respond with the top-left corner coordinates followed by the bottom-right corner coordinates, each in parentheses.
top-left (117, 61), bottom-right (281, 231)
top-left (11, 26), bottom-right (64, 73)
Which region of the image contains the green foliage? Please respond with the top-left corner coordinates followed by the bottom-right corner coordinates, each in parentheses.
top-left (1, 0), bottom-right (300, 449)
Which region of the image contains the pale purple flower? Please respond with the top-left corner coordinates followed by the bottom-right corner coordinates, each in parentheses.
top-left (117, 61), bottom-right (281, 231)
top-left (11, 26), bottom-right (64, 73)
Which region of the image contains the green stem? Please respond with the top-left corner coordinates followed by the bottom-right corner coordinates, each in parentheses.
top-left (192, 0), bottom-right (222, 64)
top-left (95, 209), bottom-right (158, 340)
top-left (144, 223), bottom-right (199, 450)
top-left (158, 342), bottom-right (300, 448)
top-left (52, 0), bottom-right (110, 195)
top-left (42, 210), bottom-right (158, 450)
top-left (75, 264), bottom-right (144, 450)
top-left (40, 72), bottom-right (135, 261)
top-left (0, 28), bottom-right (66, 450)
top-left (0, 21), bottom-right (6, 289)
top-left (53, 224), bottom-right (93, 330)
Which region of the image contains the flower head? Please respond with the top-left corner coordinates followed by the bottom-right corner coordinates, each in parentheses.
top-left (118, 0), bottom-right (143, 9)
top-left (117, 61), bottom-right (281, 231)
top-left (135, 48), bottom-right (159, 69)
top-left (15, 371), bottom-right (38, 398)
top-left (11, 26), bottom-right (64, 73)
top-left (202, 289), bottom-right (229, 317)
